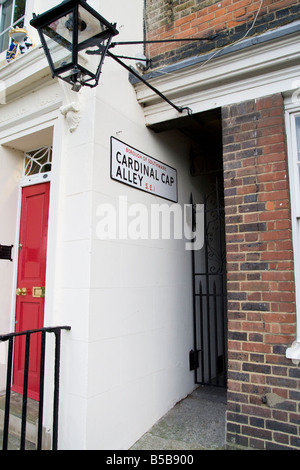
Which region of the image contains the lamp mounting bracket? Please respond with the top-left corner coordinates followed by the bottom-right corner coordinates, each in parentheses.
top-left (86, 47), bottom-right (193, 114)
top-left (109, 35), bottom-right (218, 48)
top-left (102, 35), bottom-right (217, 113)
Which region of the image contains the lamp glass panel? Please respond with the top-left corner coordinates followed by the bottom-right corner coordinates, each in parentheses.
top-left (78, 41), bottom-right (107, 77)
top-left (77, 5), bottom-right (106, 45)
top-left (41, 12), bottom-right (74, 70)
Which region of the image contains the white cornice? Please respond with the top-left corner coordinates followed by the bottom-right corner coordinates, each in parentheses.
top-left (133, 23), bottom-right (300, 126)
top-left (0, 46), bottom-right (55, 102)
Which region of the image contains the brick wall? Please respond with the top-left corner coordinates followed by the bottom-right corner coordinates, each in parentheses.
top-left (222, 93), bottom-right (300, 450)
top-left (146, 0), bottom-right (300, 69)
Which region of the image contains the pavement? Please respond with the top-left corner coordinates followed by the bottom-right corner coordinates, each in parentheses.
top-left (130, 385), bottom-right (227, 451)
top-left (1, 385), bottom-right (227, 451)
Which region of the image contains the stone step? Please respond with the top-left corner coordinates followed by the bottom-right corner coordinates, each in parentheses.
top-left (0, 428), bottom-right (36, 450)
top-left (0, 392), bottom-right (38, 450)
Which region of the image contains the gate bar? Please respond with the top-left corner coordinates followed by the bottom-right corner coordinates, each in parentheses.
top-left (213, 281), bottom-right (219, 385)
top-left (190, 193), bottom-right (198, 384)
top-left (37, 331), bottom-right (46, 450)
top-left (199, 281), bottom-right (204, 384)
top-left (203, 194), bottom-right (212, 384)
top-left (52, 329), bottom-right (61, 451)
top-left (20, 334), bottom-right (31, 450)
top-left (2, 338), bottom-right (13, 450)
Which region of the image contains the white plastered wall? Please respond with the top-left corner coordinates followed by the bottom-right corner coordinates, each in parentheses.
top-left (0, 0), bottom-right (201, 449)
top-left (91, 1), bottom-right (199, 451)
top-left (56, 0), bottom-right (200, 450)
top-left (45, 3), bottom-right (300, 449)
top-left (0, 117), bottom-right (61, 400)
top-left (87, 127), bottom-right (199, 450)
top-left (0, 69), bottom-right (65, 440)
top-left (0, 146), bottom-right (23, 393)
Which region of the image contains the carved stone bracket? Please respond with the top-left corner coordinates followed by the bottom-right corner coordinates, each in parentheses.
top-left (60, 102), bottom-right (81, 133)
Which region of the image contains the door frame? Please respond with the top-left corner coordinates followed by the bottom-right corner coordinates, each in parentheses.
top-left (11, 165), bottom-right (52, 332)
top-left (0, 110), bottom-right (63, 410)
top-left (5, 118), bottom-right (61, 337)
top-left (12, 180), bottom-right (51, 399)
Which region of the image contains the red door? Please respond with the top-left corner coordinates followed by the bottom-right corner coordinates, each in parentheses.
top-left (12, 183), bottom-right (50, 401)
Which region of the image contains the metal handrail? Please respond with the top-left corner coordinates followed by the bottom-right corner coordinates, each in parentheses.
top-left (0, 326), bottom-right (71, 450)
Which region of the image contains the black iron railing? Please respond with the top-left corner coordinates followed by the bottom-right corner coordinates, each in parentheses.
top-left (191, 179), bottom-right (227, 387)
top-left (0, 326), bottom-right (71, 450)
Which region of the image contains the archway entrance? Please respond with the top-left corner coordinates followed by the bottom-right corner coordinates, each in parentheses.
top-left (150, 107), bottom-right (227, 387)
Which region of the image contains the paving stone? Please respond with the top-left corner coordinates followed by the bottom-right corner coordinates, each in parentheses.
top-left (131, 386), bottom-right (227, 450)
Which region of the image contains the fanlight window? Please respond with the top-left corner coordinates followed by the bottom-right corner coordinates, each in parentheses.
top-left (24, 146), bottom-right (52, 177)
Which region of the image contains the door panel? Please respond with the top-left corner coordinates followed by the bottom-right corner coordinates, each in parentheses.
top-left (12, 183), bottom-right (50, 401)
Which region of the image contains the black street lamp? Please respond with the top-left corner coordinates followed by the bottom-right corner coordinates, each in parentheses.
top-left (30, 0), bottom-right (118, 91)
top-left (30, 0), bottom-right (213, 111)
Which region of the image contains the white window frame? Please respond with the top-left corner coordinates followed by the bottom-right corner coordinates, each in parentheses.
top-left (0, 0), bottom-right (26, 55)
top-left (285, 99), bottom-right (300, 363)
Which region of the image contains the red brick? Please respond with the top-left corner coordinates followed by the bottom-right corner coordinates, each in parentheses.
top-left (174, 13), bottom-right (196, 27)
top-left (222, 94), bottom-right (298, 449)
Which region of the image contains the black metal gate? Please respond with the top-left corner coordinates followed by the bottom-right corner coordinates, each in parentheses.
top-left (190, 179), bottom-right (227, 387)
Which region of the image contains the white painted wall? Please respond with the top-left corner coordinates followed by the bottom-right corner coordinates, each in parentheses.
top-left (86, 130), bottom-right (197, 449)
top-left (0, 146), bottom-right (22, 392)
top-left (1, 0), bottom-right (299, 449)
top-left (0, 0), bottom-right (198, 449)
top-left (89, 4), bottom-right (197, 447)
top-left (56, 0), bottom-right (198, 450)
